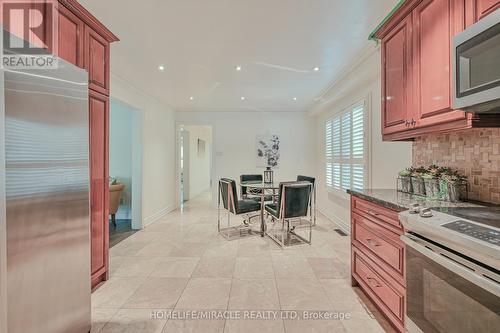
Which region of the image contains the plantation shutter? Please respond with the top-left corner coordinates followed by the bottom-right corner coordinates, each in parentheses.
top-left (325, 100), bottom-right (367, 194)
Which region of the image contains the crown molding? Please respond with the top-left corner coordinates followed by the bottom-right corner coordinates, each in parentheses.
top-left (307, 43), bottom-right (379, 117)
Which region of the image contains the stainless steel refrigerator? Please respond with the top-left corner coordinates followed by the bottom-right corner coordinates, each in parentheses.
top-left (0, 57), bottom-right (91, 332)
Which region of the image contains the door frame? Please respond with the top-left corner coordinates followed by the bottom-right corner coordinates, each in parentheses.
top-left (109, 98), bottom-right (144, 230)
top-left (175, 122), bottom-right (215, 209)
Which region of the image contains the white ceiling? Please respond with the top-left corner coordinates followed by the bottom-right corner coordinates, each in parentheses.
top-left (79, 0), bottom-right (399, 112)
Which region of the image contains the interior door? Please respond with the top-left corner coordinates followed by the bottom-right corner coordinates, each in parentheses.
top-left (89, 90), bottom-right (109, 288)
top-left (58, 4), bottom-right (84, 68)
top-left (381, 15), bottom-right (413, 135)
top-left (412, 0), bottom-right (467, 127)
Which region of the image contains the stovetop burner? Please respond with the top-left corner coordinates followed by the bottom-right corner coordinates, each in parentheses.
top-left (433, 206), bottom-right (500, 229)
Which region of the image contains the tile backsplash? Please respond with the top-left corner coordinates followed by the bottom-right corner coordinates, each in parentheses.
top-left (413, 129), bottom-right (500, 204)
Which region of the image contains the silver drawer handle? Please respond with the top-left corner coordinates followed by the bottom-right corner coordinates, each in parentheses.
top-left (367, 277), bottom-right (382, 288)
top-left (368, 210), bottom-right (379, 216)
top-left (366, 238), bottom-right (381, 247)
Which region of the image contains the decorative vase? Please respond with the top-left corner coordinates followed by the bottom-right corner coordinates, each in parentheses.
top-left (263, 167), bottom-right (273, 184)
top-left (411, 176), bottom-right (426, 196)
top-left (423, 178), bottom-right (440, 199)
top-left (447, 182), bottom-right (466, 202)
top-left (400, 176), bottom-right (413, 193)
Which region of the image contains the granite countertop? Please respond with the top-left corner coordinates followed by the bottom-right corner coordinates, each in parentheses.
top-left (346, 189), bottom-right (484, 212)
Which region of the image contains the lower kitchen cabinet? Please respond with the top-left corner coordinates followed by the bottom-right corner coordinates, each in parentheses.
top-left (351, 195), bottom-right (406, 332)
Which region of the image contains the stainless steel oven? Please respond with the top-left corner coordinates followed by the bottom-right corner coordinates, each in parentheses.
top-left (452, 9), bottom-right (500, 112)
top-left (402, 233), bottom-right (500, 333)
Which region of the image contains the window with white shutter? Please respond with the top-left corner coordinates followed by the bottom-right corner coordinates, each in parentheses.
top-left (325, 100), bottom-right (367, 195)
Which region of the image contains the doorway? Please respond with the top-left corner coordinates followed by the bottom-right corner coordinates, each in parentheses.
top-left (177, 124), bottom-right (213, 209)
top-left (109, 98), bottom-right (143, 247)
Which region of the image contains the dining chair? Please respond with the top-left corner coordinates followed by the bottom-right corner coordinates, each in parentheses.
top-left (264, 181), bottom-right (313, 247)
top-left (297, 175), bottom-right (316, 225)
top-left (218, 178), bottom-right (261, 240)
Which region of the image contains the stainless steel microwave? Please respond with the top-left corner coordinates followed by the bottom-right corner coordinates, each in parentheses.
top-left (452, 9), bottom-right (500, 113)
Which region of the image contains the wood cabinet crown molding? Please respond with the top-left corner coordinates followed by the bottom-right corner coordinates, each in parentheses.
top-left (371, 0), bottom-right (422, 40)
top-left (59, 0), bottom-right (119, 43)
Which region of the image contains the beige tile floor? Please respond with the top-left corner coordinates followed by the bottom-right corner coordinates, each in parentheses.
top-left (92, 192), bottom-right (395, 333)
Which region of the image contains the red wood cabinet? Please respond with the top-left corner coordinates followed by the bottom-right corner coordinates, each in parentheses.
top-left (58, 4), bottom-right (84, 67)
top-left (412, 0), bottom-right (466, 128)
top-left (381, 15), bottom-right (413, 135)
top-left (56, 0), bottom-right (118, 290)
top-left (84, 26), bottom-right (110, 95)
top-left (351, 196), bottom-right (406, 332)
top-left (473, 0), bottom-right (500, 21)
top-left (89, 90), bottom-right (110, 287)
top-left (376, 0), bottom-right (500, 141)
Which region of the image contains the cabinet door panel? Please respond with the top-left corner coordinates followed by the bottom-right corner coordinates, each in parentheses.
top-left (85, 27), bottom-right (110, 95)
top-left (58, 5), bottom-right (83, 67)
top-left (476, 0), bottom-right (500, 21)
top-left (382, 16), bottom-right (412, 135)
top-left (89, 91), bottom-right (109, 280)
top-left (413, 0), bottom-right (466, 127)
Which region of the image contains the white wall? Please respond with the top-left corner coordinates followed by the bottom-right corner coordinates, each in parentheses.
top-left (184, 125), bottom-right (212, 200)
top-left (110, 73), bottom-right (176, 227)
top-left (109, 100), bottom-right (133, 218)
top-left (311, 45), bottom-right (412, 231)
top-left (175, 112), bottom-right (316, 204)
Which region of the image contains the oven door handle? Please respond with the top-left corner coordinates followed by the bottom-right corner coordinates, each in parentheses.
top-left (401, 234), bottom-right (500, 297)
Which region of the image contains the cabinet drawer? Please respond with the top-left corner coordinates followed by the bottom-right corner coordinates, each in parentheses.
top-left (352, 213), bottom-right (404, 278)
top-left (352, 196), bottom-right (402, 231)
top-left (353, 248), bottom-right (405, 327)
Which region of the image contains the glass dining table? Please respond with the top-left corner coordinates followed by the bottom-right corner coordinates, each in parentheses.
top-left (239, 180), bottom-right (281, 236)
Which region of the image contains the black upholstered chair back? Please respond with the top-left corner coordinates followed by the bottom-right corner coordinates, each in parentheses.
top-left (297, 175), bottom-right (315, 187)
top-left (240, 174), bottom-right (263, 196)
top-left (219, 178), bottom-right (238, 213)
top-left (277, 182), bottom-right (311, 219)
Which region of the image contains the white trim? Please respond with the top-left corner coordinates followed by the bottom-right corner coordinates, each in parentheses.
top-left (109, 97), bottom-right (144, 230)
top-left (317, 207), bottom-right (350, 234)
top-left (175, 121), bottom-right (216, 209)
top-left (143, 205), bottom-right (175, 228)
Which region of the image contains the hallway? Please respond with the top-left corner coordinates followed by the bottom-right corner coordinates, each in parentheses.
top-left (91, 193), bottom-right (391, 333)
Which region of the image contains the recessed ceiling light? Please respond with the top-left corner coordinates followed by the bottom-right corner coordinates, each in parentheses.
top-left (293, 97), bottom-right (297, 101)
top-left (313, 67), bottom-right (320, 72)
top-left (240, 96), bottom-right (245, 100)
top-left (189, 96), bottom-right (195, 101)
top-left (158, 65), bottom-right (165, 71)
top-left (235, 66), bottom-right (242, 71)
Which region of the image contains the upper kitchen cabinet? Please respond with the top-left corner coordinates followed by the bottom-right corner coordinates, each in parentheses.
top-left (58, 4), bottom-right (84, 67)
top-left (381, 15), bottom-right (413, 135)
top-left (58, 0), bottom-right (117, 95)
top-left (412, 0), bottom-right (467, 128)
top-left (372, 0), bottom-right (500, 141)
top-left (469, 0), bottom-right (500, 23)
top-left (84, 26), bottom-right (110, 95)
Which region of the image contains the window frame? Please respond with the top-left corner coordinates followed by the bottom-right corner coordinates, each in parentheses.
top-left (324, 98), bottom-right (370, 198)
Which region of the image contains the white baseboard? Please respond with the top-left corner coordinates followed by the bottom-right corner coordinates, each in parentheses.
top-left (317, 207), bottom-right (350, 235)
top-left (143, 205), bottom-right (175, 228)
